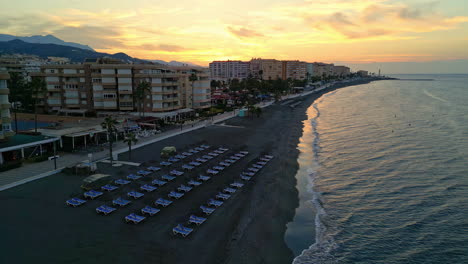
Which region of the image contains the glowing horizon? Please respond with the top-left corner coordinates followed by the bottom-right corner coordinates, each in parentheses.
top-left (1, 0), bottom-right (468, 67)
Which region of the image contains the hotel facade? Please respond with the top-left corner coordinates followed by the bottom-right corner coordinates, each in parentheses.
top-left (0, 71), bottom-right (14, 140)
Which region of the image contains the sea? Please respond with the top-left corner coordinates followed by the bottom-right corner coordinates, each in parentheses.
top-left (285, 74), bottom-right (468, 264)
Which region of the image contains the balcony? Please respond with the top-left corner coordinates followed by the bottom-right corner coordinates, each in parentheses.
top-left (0, 88), bottom-right (9, 95)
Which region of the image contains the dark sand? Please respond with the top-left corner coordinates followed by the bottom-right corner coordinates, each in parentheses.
top-left (0, 79), bottom-right (379, 264)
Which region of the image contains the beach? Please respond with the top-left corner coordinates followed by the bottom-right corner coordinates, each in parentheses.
top-left (0, 79), bottom-right (378, 264)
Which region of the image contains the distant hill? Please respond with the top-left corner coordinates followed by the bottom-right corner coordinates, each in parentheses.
top-left (0, 39), bottom-right (147, 63)
top-left (149, 59), bottom-right (201, 67)
top-left (0, 34), bottom-right (94, 51)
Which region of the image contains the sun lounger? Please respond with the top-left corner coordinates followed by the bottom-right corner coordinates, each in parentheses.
top-left (161, 174), bottom-right (176, 181)
top-left (137, 170), bottom-right (151, 176)
top-left (177, 185), bottom-right (192, 193)
top-left (173, 224), bottom-right (193, 237)
top-left (216, 192), bottom-right (231, 200)
top-left (152, 179), bottom-right (168, 186)
top-left (168, 157), bottom-right (180, 162)
top-left (219, 147), bottom-right (229, 152)
top-left (241, 175), bottom-right (252, 181)
top-left (160, 161), bottom-right (172, 166)
top-left (213, 166), bottom-right (225, 171)
top-left (96, 205), bottom-right (116, 215)
top-left (128, 191), bottom-right (145, 199)
top-left (182, 164), bottom-right (195, 170)
top-left (140, 184), bottom-right (157, 192)
top-left (101, 184), bottom-right (118, 192)
top-left (188, 180), bottom-right (202, 186)
top-left (208, 152), bottom-right (219, 156)
top-left (189, 161), bottom-right (202, 166)
top-left (223, 187), bottom-right (236, 194)
top-left (182, 152), bottom-right (192, 156)
top-left (230, 155), bottom-right (241, 160)
top-left (230, 182), bottom-right (244, 188)
top-left (127, 174), bottom-right (142, 181)
top-left (257, 161), bottom-right (267, 166)
top-left (200, 144), bottom-right (210, 149)
top-left (242, 171), bottom-right (255, 177)
top-left (264, 155), bottom-right (274, 159)
top-left (198, 175), bottom-right (211, 181)
top-left (189, 149), bottom-right (199, 153)
top-left (239, 151), bottom-right (249, 155)
top-left (196, 158), bottom-right (208, 163)
top-left (188, 215), bottom-right (207, 225)
top-left (248, 167), bottom-right (259, 173)
top-left (168, 191), bottom-right (184, 199)
top-left (207, 169), bottom-right (219, 175)
top-left (170, 170), bottom-right (184, 176)
top-left (252, 164), bottom-right (263, 169)
top-left (147, 166), bottom-right (161, 172)
top-left (66, 197), bottom-right (86, 207)
top-left (202, 155), bottom-right (214, 160)
top-left (200, 205), bottom-right (215, 215)
top-left (175, 154), bottom-right (186, 159)
top-left (225, 159), bottom-right (236, 163)
top-left (113, 197), bottom-right (131, 207)
top-left (155, 198), bottom-right (172, 207)
top-left (260, 157), bottom-right (270, 162)
top-left (194, 147), bottom-right (204, 151)
top-left (115, 179), bottom-right (131, 185)
top-left (234, 153), bottom-right (245, 158)
top-left (213, 150), bottom-right (223, 154)
top-left (141, 206), bottom-right (160, 216)
top-left (208, 199), bottom-right (223, 207)
top-left (84, 190), bottom-right (103, 199)
top-left (125, 213), bottom-right (146, 224)
top-left (219, 162), bottom-right (230, 167)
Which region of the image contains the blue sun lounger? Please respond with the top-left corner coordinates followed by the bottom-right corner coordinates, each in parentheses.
top-left (196, 158), bottom-right (208, 163)
top-left (84, 190), bottom-right (103, 199)
top-left (208, 199), bottom-right (223, 207)
top-left (216, 193), bottom-right (231, 200)
top-left (260, 157), bottom-right (270, 162)
top-left (188, 215), bottom-right (207, 225)
top-left (141, 206), bottom-right (160, 216)
top-left (241, 175), bottom-right (252, 181)
top-left (207, 169), bottom-right (219, 175)
top-left (189, 161), bottom-right (202, 166)
top-left (208, 152), bottom-right (219, 156)
top-left (125, 213), bottom-right (146, 224)
top-left (168, 157), bottom-right (180, 162)
top-left (175, 154), bottom-right (186, 159)
top-left (239, 151), bottom-right (249, 155)
top-left (248, 167), bottom-right (259, 173)
top-left (161, 174), bottom-right (176, 181)
top-left (188, 180), bottom-right (202, 186)
top-left (177, 184), bottom-right (192, 193)
top-left (223, 187), bottom-right (236, 194)
top-left (66, 197), bottom-right (86, 207)
top-left (213, 150), bottom-right (223, 154)
top-left (147, 166), bottom-right (161, 172)
top-left (234, 153), bottom-right (245, 158)
top-left (140, 184), bottom-right (157, 192)
top-left (182, 164), bottom-right (195, 170)
top-left (213, 166), bottom-right (225, 171)
top-left (170, 170), bottom-right (184, 176)
top-left (101, 184), bottom-right (118, 192)
top-left (230, 155), bottom-right (241, 160)
top-left (113, 197), bottom-right (131, 207)
top-left (152, 179), bottom-right (168, 186)
top-left (128, 191), bottom-right (144, 199)
top-left (200, 205), bottom-right (215, 215)
top-left (155, 198), bottom-right (173, 207)
top-left (225, 159), bottom-right (236, 164)
top-left (231, 182), bottom-right (244, 188)
top-left (202, 155), bottom-right (214, 160)
top-left (168, 191), bottom-right (184, 199)
top-left (198, 175), bottom-right (211, 181)
top-left (219, 147), bottom-right (229, 152)
top-left (173, 224), bottom-right (193, 237)
top-left (252, 164), bottom-right (263, 169)
top-left (242, 171), bottom-right (255, 177)
top-left (194, 147), bottom-right (204, 151)
top-left (160, 161), bottom-right (172, 166)
top-left (127, 174), bottom-right (142, 181)
top-left (182, 152), bottom-right (192, 156)
top-left (137, 170), bottom-right (151, 176)
top-left (96, 205), bottom-right (116, 215)
top-left (115, 179), bottom-right (131, 185)
top-left (257, 161), bottom-right (267, 166)
top-left (200, 144), bottom-right (210, 149)
top-left (219, 162), bottom-right (230, 167)
top-left (188, 149), bottom-right (199, 153)
top-left (264, 155), bottom-right (274, 159)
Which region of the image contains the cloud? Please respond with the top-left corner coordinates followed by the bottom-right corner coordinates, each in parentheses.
top-left (157, 44), bottom-right (187, 52)
top-left (227, 26), bottom-right (264, 38)
top-left (53, 25), bottom-right (124, 49)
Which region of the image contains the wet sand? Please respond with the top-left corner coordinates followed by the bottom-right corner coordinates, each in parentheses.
top-left (0, 79), bottom-right (378, 264)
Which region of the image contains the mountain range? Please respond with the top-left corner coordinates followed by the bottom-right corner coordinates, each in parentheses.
top-left (0, 34), bottom-right (94, 51)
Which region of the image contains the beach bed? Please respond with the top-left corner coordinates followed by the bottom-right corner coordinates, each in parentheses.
top-left (264, 155), bottom-right (274, 159)
top-left (260, 158), bottom-right (270, 162)
top-left (188, 180), bottom-right (202, 186)
top-left (189, 161), bottom-right (202, 167)
top-left (188, 215), bottom-right (207, 225)
top-left (200, 205), bottom-right (215, 215)
top-left (147, 166), bottom-right (161, 172)
top-left (152, 179), bottom-right (168, 186)
top-left (140, 184), bottom-right (157, 192)
top-left (223, 187), bottom-right (236, 194)
top-left (229, 155), bottom-right (241, 160)
top-left (170, 170), bottom-right (184, 176)
top-left (181, 152), bottom-right (193, 156)
top-left (208, 199), bottom-right (223, 207)
top-left (219, 147), bottom-right (229, 152)
top-left (168, 157), bottom-right (180, 163)
top-left (196, 158), bottom-right (208, 163)
top-left (257, 161), bottom-right (267, 166)
top-left (125, 213), bottom-right (146, 224)
top-left (219, 162), bottom-right (230, 167)
top-left (248, 167), bottom-right (260, 173)
top-left (252, 164), bottom-right (263, 169)
top-left (127, 174), bottom-right (142, 181)
top-left (242, 171), bottom-right (255, 177)
top-left (137, 170), bottom-right (151, 176)
top-left (202, 155), bottom-right (214, 160)
top-left (115, 179), bottom-right (131, 185)
top-left (66, 197), bottom-right (86, 207)
top-left (216, 193), bottom-right (231, 200)
top-left (141, 206), bottom-right (160, 216)
top-left (113, 197), bottom-right (131, 207)
top-left (213, 150), bottom-right (224, 154)
top-left (241, 175), bottom-right (252, 181)
top-left (230, 182), bottom-right (244, 188)
top-left (234, 153), bottom-right (245, 158)
top-left (200, 144), bottom-right (210, 149)
top-left (101, 184), bottom-right (118, 192)
top-left (84, 190), bottom-right (103, 199)
top-left (182, 164), bottom-right (195, 170)
top-left (225, 159), bottom-right (236, 164)
top-left (208, 152), bottom-right (219, 157)
top-left (198, 175), bottom-right (211, 181)
top-left (207, 169), bottom-right (219, 175)
top-left (160, 161), bottom-right (172, 166)
top-left (161, 174), bottom-right (176, 181)
top-left (96, 205), bottom-right (116, 215)
top-left (239, 151), bottom-right (249, 155)
top-left (175, 154), bottom-right (186, 159)
top-left (173, 224), bottom-right (193, 237)
top-left (168, 191), bottom-right (184, 199)
top-left (177, 185), bottom-right (192, 193)
top-left (213, 166), bottom-right (225, 171)
top-left (194, 147), bottom-right (204, 151)
top-left (128, 191), bottom-right (145, 199)
top-left (155, 198), bottom-right (173, 207)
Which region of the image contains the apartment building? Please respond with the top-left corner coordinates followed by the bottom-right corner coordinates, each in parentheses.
top-left (333, 66), bottom-right (351, 77)
top-left (312, 62), bottom-right (335, 77)
top-left (174, 67), bottom-right (211, 109)
top-left (209, 60), bottom-right (250, 80)
top-left (250, 58), bottom-right (283, 80)
top-left (0, 71), bottom-right (14, 140)
top-left (282, 60), bottom-right (307, 80)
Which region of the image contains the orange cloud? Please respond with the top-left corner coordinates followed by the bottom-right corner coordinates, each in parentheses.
top-left (227, 26), bottom-right (264, 38)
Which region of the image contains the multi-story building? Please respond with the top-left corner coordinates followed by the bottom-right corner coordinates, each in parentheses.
top-left (174, 67), bottom-right (211, 109)
top-left (282, 60), bottom-right (307, 80)
top-left (209, 60), bottom-right (250, 80)
top-left (357, 70), bottom-right (369, 77)
top-left (312, 62), bottom-right (335, 77)
top-left (250, 58), bottom-right (283, 80)
top-left (0, 71), bottom-right (14, 141)
top-left (306, 63), bottom-right (314, 81)
top-left (333, 66), bottom-right (351, 77)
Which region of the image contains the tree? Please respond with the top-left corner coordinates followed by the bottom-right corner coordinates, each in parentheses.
top-left (255, 106), bottom-right (262, 117)
top-left (29, 77), bottom-right (47, 133)
top-left (7, 72), bottom-right (26, 133)
top-left (101, 116), bottom-right (118, 165)
top-left (123, 132), bottom-right (138, 160)
top-left (189, 73), bottom-right (198, 108)
top-left (136, 80), bottom-right (151, 117)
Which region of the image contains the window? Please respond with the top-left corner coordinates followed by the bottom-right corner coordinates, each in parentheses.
top-left (103, 93), bottom-right (116, 99)
top-left (92, 78), bottom-right (102, 83)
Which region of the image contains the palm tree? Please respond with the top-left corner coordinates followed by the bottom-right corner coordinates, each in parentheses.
top-left (29, 77), bottom-right (47, 133)
top-left (101, 116), bottom-right (118, 165)
top-left (189, 73), bottom-right (198, 108)
top-left (123, 132), bottom-right (138, 160)
top-left (7, 72), bottom-right (26, 133)
top-left (136, 80), bottom-right (151, 117)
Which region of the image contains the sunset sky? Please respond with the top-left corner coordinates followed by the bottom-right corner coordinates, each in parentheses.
top-left (1, 0), bottom-right (468, 71)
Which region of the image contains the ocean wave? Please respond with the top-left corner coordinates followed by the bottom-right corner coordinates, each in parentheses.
top-left (423, 89), bottom-right (449, 103)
